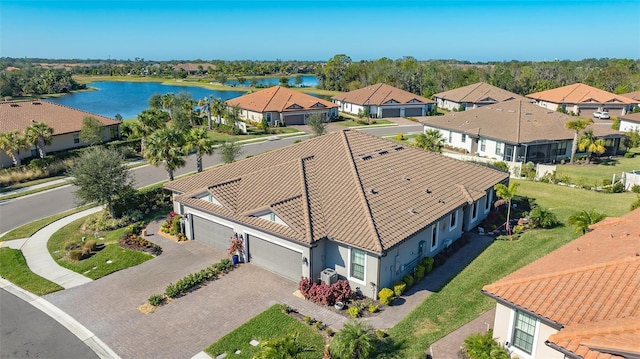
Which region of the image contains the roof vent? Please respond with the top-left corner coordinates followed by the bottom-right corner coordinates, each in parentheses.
top-left (426, 188), bottom-right (432, 194)
top-left (392, 145), bottom-right (404, 151)
top-left (10, 103), bottom-right (19, 107)
top-left (369, 188), bottom-right (377, 195)
top-left (409, 208), bottom-right (417, 214)
top-left (376, 149), bottom-right (389, 156)
top-left (32, 102), bottom-right (42, 105)
top-left (496, 108), bottom-right (503, 111)
top-left (525, 112), bottom-right (532, 115)
top-left (403, 176), bottom-right (410, 181)
top-left (507, 110), bottom-right (515, 113)
top-left (360, 154), bottom-right (372, 161)
top-left (439, 199), bottom-right (446, 204)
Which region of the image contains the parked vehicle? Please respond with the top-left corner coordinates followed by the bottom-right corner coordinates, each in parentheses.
top-left (593, 111), bottom-right (610, 119)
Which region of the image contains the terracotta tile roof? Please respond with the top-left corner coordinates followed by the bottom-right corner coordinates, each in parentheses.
top-left (483, 209), bottom-right (640, 358)
top-left (225, 86), bottom-right (337, 113)
top-left (527, 83), bottom-right (637, 105)
top-left (432, 82), bottom-right (530, 104)
top-left (0, 100), bottom-right (120, 135)
top-left (619, 111), bottom-right (640, 124)
top-left (422, 100), bottom-right (623, 144)
top-left (621, 91), bottom-right (640, 102)
top-left (331, 83), bottom-right (434, 106)
top-left (165, 130), bottom-right (508, 252)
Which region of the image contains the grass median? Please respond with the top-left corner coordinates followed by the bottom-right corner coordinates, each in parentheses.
top-left (0, 248), bottom-right (64, 295)
top-left (1, 205), bottom-right (96, 241)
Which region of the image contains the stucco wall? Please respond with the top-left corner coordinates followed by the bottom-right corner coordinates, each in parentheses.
top-left (324, 240), bottom-right (379, 298)
top-left (620, 119), bottom-right (640, 132)
top-left (424, 125), bottom-right (473, 153)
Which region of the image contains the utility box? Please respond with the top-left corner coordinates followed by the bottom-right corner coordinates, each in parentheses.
top-left (321, 268), bottom-right (337, 285)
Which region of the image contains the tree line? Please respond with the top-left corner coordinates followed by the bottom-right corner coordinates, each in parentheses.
top-left (0, 65), bottom-right (83, 97)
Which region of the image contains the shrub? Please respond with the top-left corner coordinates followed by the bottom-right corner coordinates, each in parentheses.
top-left (325, 328), bottom-right (334, 337)
top-left (602, 178), bottom-right (612, 186)
top-left (293, 139), bottom-right (302, 144)
top-left (67, 249), bottom-right (84, 261)
top-left (421, 257), bottom-right (434, 273)
top-left (491, 161), bottom-right (509, 172)
top-left (528, 206), bottom-right (559, 229)
top-left (631, 195), bottom-right (640, 211)
top-left (83, 239), bottom-right (97, 252)
top-left (393, 281), bottom-right (406, 297)
top-left (298, 277), bottom-right (314, 299)
top-left (625, 152), bottom-right (635, 158)
top-left (315, 321), bottom-right (325, 330)
top-left (395, 133), bottom-right (405, 141)
top-left (462, 329), bottom-right (509, 359)
top-left (402, 274), bottom-right (414, 288)
top-left (148, 294), bottom-right (165, 306)
top-left (298, 278), bottom-right (353, 305)
top-left (368, 304), bottom-right (379, 313)
top-left (632, 185), bottom-right (640, 194)
top-left (278, 303), bottom-right (293, 314)
top-left (378, 287), bottom-right (394, 305)
top-left (303, 316), bottom-right (313, 324)
top-left (414, 264), bottom-right (426, 281)
top-left (346, 306), bottom-right (361, 318)
top-left (611, 182), bottom-right (625, 193)
top-left (375, 329), bottom-right (387, 339)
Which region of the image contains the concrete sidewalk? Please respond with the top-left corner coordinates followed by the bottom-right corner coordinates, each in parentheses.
top-left (0, 177), bottom-right (72, 198)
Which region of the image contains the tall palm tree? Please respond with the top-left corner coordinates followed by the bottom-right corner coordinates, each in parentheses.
top-left (330, 320), bottom-right (378, 359)
top-left (578, 129), bottom-right (606, 164)
top-left (226, 104), bottom-right (241, 133)
top-left (136, 108), bottom-right (168, 155)
top-left (211, 98), bottom-right (226, 125)
top-left (161, 93), bottom-right (176, 120)
top-left (25, 122), bottom-right (54, 158)
top-left (198, 97), bottom-right (212, 130)
top-left (415, 129), bottom-right (445, 153)
top-left (567, 209), bottom-right (606, 234)
top-left (144, 125), bottom-right (186, 181)
top-left (253, 333), bottom-right (313, 359)
top-left (185, 127), bottom-right (215, 173)
top-left (565, 118), bottom-right (593, 164)
top-left (0, 131), bottom-right (28, 167)
top-left (493, 182), bottom-right (519, 240)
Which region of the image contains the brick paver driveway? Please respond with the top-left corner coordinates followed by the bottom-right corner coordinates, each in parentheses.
top-left (44, 220), bottom-right (301, 359)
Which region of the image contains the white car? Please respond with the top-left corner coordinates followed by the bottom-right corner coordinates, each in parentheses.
top-left (593, 111), bottom-right (610, 119)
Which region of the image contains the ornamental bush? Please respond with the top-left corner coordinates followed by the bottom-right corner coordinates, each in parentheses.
top-left (378, 288), bottom-right (394, 305)
top-left (402, 274), bottom-right (415, 288)
top-left (393, 281), bottom-right (406, 297)
top-left (414, 264), bottom-right (426, 281)
top-left (347, 306), bottom-right (361, 318)
top-left (297, 278), bottom-right (354, 306)
top-left (421, 257), bottom-right (434, 273)
top-left (148, 294), bottom-right (165, 306)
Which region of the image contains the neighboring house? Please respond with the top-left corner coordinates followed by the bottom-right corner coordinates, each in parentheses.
top-left (482, 208), bottom-right (640, 359)
top-left (164, 130), bottom-right (508, 297)
top-left (620, 90), bottom-right (640, 103)
top-left (225, 86), bottom-right (338, 126)
top-left (619, 112), bottom-right (640, 132)
top-left (422, 99), bottom-right (626, 163)
top-left (527, 83), bottom-right (638, 117)
top-left (0, 100), bottom-right (121, 168)
top-left (432, 82), bottom-right (531, 111)
top-left (331, 83), bottom-right (435, 118)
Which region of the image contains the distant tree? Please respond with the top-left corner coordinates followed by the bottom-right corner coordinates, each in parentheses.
top-left (25, 122), bottom-right (54, 158)
top-left (80, 116), bottom-right (104, 146)
top-left (68, 147), bottom-right (134, 218)
top-left (184, 127), bottom-right (215, 173)
top-left (114, 113), bottom-right (123, 122)
top-left (565, 118), bottom-right (593, 164)
top-left (219, 142), bottom-right (243, 164)
top-left (236, 76), bottom-right (247, 86)
top-left (144, 125), bottom-right (186, 181)
top-left (567, 209), bottom-right (606, 234)
top-left (148, 93), bottom-right (162, 109)
top-left (493, 182), bottom-right (519, 240)
top-left (415, 129), bottom-right (445, 153)
top-left (279, 76), bottom-right (289, 87)
top-left (578, 129), bottom-right (606, 164)
top-left (307, 113), bottom-right (327, 137)
top-left (330, 320), bottom-right (378, 359)
top-left (0, 131), bottom-right (27, 167)
top-left (294, 75), bottom-right (303, 87)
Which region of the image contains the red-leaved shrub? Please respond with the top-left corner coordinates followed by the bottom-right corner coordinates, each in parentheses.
top-left (298, 277), bottom-right (354, 306)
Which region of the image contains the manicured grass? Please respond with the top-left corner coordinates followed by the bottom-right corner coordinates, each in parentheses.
top-left (0, 204), bottom-right (95, 241)
top-left (205, 305), bottom-right (325, 359)
top-left (47, 217), bottom-right (153, 280)
top-left (555, 148), bottom-right (640, 185)
top-left (335, 119), bottom-right (395, 127)
top-left (0, 248), bottom-right (64, 295)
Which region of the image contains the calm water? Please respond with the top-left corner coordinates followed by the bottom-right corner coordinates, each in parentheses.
top-left (46, 77), bottom-right (320, 120)
top-left (225, 75), bottom-right (318, 87)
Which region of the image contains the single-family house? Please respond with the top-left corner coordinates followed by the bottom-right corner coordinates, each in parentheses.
top-left (527, 83), bottom-right (638, 117)
top-left (164, 130), bottom-right (508, 297)
top-left (619, 112), bottom-right (640, 133)
top-left (422, 99), bottom-right (626, 163)
top-left (0, 100), bottom-right (121, 168)
top-left (432, 82), bottom-right (531, 111)
top-left (225, 86), bottom-right (338, 126)
top-left (620, 90), bottom-right (640, 103)
top-left (331, 83), bottom-right (435, 118)
top-left (482, 208), bottom-right (640, 359)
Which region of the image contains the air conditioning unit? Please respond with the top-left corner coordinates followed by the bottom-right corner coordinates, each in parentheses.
top-left (320, 268), bottom-right (337, 285)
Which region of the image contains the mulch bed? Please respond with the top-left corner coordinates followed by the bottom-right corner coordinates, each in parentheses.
top-left (119, 234), bottom-right (163, 256)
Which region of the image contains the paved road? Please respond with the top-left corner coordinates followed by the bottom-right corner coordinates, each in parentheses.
top-left (0, 125), bottom-right (421, 234)
top-left (0, 288), bottom-right (99, 359)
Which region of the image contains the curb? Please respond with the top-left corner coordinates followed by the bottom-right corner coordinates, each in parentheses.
top-left (0, 277), bottom-right (121, 359)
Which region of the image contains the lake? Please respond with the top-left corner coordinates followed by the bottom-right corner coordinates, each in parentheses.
top-left (46, 76), bottom-right (320, 120)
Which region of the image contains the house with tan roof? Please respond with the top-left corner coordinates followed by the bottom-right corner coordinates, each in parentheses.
top-left (422, 100), bottom-right (626, 163)
top-left (331, 83), bottom-right (435, 118)
top-left (619, 112), bottom-right (640, 133)
top-left (527, 83), bottom-right (638, 118)
top-left (620, 90), bottom-right (640, 103)
top-left (482, 208), bottom-right (640, 359)
top-left (164, 130), bottom-right (507, 295)
top-left (432, 82), bottom-right (531, 111)
top-left (225, 86), bottom-right (338, 126)
top-left (0, 100), bottom-right (121, 168)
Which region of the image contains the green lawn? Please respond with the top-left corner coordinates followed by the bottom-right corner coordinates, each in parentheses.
top-left (205, 305), bottom-right (325, 359)
top-left (0, 204), bottom-right (96, 241)
top-left (47, 217), bottom-right (153, 280)
top-left (555, 147), bottom-right (640, 185)
top-left (334, 119), bottom-right (395, 127)
top-left (0, 248), bottom-right (64, 295)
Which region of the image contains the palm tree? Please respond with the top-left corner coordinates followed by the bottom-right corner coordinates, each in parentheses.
top-left (226, 104), bottom-right (241, 131)
top-left (330, 320), bottom-right (378, 359)
top-left (211, 98), bottom-right (225, 125)
top-left (25, 122), bottom-right (54, 158)
top-left (567, 209), bottom-right (606, 234)
top-left (198, 97), bottom-right (212, 130)
top-left (565, 118), bottom-right (593, 164)
top-left (144, 126), bottom-right (186, 181)
top-left (185, 127), bottom-right (215, 173)
top-left (253, 333), bottom-right (313, 359)
top-left (0, 131), bottom-right (28, 167)
top-left (578, 129), bottom-right (606, 164)
top-left (161, 93), bottom-right (176, 120)
top-left (493, 182), bottom-right (519, 240)
top-left (415, 129), bottom-right (445, 153)
top-left (136, 108), bottom-right (168, 155)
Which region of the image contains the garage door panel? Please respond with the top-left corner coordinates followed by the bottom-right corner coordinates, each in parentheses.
top-left (191, 215), bottom-right (234, 250)
top-left (381, 108), bottom-right (400, 117)
top-left (284, 114), bottom-right (305, 125)
top-left (248, 234), bottom-right (301, 282)
top-left (404, 108), bottom-right (423, 117)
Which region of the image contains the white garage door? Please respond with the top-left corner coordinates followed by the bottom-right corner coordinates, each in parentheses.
top-left (247, 234), bottom-right (301, 282)
top-left (191, 215), bottom-right (234, 251)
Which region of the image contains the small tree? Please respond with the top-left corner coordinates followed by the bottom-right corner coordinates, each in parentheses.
top-left (493, 182), bottom-right (519, 240)
top-left (578, 129), bottom-right (606, 164)
top-left (330, 320), bottom-right (378, 359)
top-left (462, 330), bottom-right (509, 359)
top-left (0, 131), bottom-right (27, 167)
top-left (25, 121), bottom-right (54, 158)
top-left (565, 118), bottom-right (593, 164)
top-left (260, 117), bottom-right (270, 134)
top-left (220, 142), bottom-right (243, 164)
top-left (144, 126), bottom-right (186, 181)
top-left (80, 116), bottom-right (104, 146)
top-left (567, 209), bottom-right (606, 234)
top-left (307, 113), bottom-right (327, 137)
top-left (415, 129), bottom-right (445, 153)
top-left (68, 147), bottom-right (134, 218)
top-left (185, 127), bottom-right (215, 173)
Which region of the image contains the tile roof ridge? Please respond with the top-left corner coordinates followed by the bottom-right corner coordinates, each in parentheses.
top-left (299, 156), bottom-right (314, 242)
top-left (456, 184), bottom-right (474, 204)
top-left (550, 316), bottom-right (640, 342)
top-left (364, 83), bottom-right (384, 105)
top-left (516, 100), bottom-right (522, 143)
top-left (208, 178), bottom-right (242, 189)
top-left (35, 99), bottom-right (119, 124)
top-left (261, 86), bottom-right (281, 113)
top-left (563, 83), bottom-right (582, 102)
top-left (466, 82), bottom-right (485, 100)
top-left (340, 131), bottom-right (383, 252)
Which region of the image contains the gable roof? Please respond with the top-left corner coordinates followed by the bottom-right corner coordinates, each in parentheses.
top-left (621, 90), bottom-right (640, 102)
top-left (527, 83), bottom-right (637, 105)
top-left (331, 83), bottom-right (434, 106)
top-left (432, 82), bottom-right (530, 104)
top-left (482, 209), bottom-right (640, 359)
top-left (0, 100), bottom-right (120, 135)
top-left (225, 86), bottom-right (337, 113)
top-left (619, 111), bottom-right (640, 124)
top-left (422, 99), bottom-right (623, 144)
top-left (165, 130), bottom-right (507, 253)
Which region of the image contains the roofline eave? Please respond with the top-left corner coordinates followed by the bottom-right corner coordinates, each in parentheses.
top-left (481, 290), bottom-right (564, 330)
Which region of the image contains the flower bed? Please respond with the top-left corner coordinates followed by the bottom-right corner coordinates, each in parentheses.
top-left (119, 233), bottom-right (162, 256)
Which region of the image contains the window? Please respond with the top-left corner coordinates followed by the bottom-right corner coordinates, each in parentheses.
top-left (472, 202), bottom-right (478, 220)
top-left (266, 112), bottom-right (272, 122)
top-left (512, 311), bottom-right (536, 354)
top-left (110, 126), bottom-right (118, 140)
top-left (450, 211), bottom-right (457, 230)
top-left (495, 143), bottom-right (502, 155)
top-left (73, 134), bottom-right (80, 144)
top-left (485, 190), bottom-right (492, 211)
top-left (480, 138), bottom-right (486, 152)
top-left (448, 131), bottom-right (452, 143)
top-left (431, 226), bottom-right (438, 248)
top-left (269, 212), bottom-right (276, 221)
top-left (461, 134), bottom-right (467, 143)
top-left (350, 249), bottom-right (365, 281)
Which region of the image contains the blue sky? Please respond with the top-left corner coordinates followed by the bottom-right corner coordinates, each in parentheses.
top-left (1, 0), bottom-right (639, 62)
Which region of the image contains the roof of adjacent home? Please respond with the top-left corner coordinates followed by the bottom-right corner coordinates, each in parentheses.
top-left (432, 82), bottom-right (530, 104)
top-left (0, 100), bottom-right (120, 135)
top-left (620, 112), bottom-right (640, 124)
top-left (165, 130), bottom-right (508, 253)
top-left (225, 86), bottom-right (337, 114)
top-left (527, 83), bottom-right (637, 105)
top-left (621, 90), bottom-right (640, 102)
top-left (482, 209), bottom-right (640, 359)
top-left (422, 99), bottom-right (623, 144)
top-left (331, 83), bottom-right (434, 106)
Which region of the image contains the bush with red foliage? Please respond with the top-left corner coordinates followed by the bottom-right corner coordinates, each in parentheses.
top-left (298, 277), bottom-right (354, 306)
